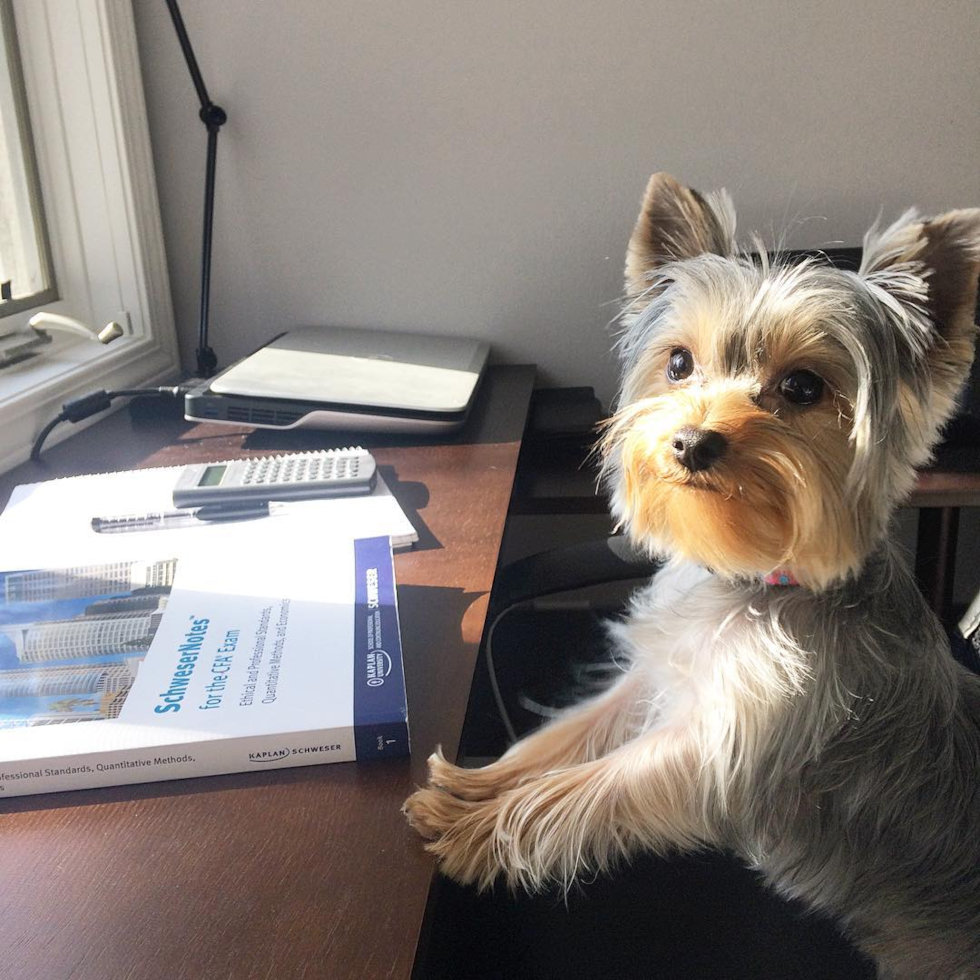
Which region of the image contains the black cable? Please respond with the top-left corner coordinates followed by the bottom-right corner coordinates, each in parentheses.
top-left (29, 413), bottom-right (67, 465)
top-left (30, 385), bottom-right (190, 464)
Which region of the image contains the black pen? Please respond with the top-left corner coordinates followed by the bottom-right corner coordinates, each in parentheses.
top-left (91, 502), bottom-right (277, 534)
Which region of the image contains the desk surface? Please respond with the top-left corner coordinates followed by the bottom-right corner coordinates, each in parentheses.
top-left (0, 365), bottom-right (536, 980)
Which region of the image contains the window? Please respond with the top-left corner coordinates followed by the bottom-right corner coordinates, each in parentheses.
top-left (0, 0), bottom-right (179, 473)
top-left (0, 0), bottom-right (56, 318)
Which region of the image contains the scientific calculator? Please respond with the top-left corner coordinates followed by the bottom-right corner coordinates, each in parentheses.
top-left (172, 448), bottom-right (377, 508)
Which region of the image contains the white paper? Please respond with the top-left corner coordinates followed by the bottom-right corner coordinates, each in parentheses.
top-left (0, 463), bottom-right (417, 569)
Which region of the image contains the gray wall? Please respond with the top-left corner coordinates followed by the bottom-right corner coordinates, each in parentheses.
top-left (134, 0), bottom-right (979, 406)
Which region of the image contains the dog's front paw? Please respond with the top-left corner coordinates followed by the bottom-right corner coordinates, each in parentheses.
top-left (424, 748), bottom-right (504, 801)
top-left (402, 785), bottom-right (476, 840)
top-left (403, 786), bottom-right (505, 888)
top-left (425, 747), bottom-right (538, 802)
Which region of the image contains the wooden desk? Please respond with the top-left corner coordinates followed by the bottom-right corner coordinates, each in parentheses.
top-left (0, 365), bottom-right (536, 980)
top-left (900, 444), bottom-right (980, 620)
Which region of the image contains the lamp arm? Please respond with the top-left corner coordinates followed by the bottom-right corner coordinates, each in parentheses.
top-left (165, 0), bottom-right (225, 378)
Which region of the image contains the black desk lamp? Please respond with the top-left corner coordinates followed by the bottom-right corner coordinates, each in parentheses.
top-left (165, 0), bottom-right (225, 379)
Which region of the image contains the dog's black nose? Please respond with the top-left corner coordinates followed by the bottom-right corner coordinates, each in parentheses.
top-left (671, 426), bottom-right (727, 472)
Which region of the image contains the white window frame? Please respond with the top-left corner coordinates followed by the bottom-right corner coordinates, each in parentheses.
top-left (0, 0), bottom-right (180, 473)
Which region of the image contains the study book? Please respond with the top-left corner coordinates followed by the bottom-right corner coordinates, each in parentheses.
top-left (0, 532), bottom-right (409, 798)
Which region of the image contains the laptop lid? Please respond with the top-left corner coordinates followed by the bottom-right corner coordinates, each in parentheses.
top-left (210, 326), bottom-right (490, 415)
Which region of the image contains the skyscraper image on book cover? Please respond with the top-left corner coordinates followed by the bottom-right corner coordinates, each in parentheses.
top-left (0, 560), bottom-right (176, 729)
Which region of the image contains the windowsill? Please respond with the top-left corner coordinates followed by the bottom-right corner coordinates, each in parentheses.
top-left (0, 331), bottom-right (124, 404)
top-left (0, 327), bottom-right (179, 475)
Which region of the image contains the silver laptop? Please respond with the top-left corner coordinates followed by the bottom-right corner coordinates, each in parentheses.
top-left (184, 326), bottom-right (490, 433)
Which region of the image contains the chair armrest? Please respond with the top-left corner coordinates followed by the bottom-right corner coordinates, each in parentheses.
top-left (489, 535), bottom-right (660, 618)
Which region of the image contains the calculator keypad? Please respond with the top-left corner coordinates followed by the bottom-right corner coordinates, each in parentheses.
top-left (242, 451), bottom-right (364, 485)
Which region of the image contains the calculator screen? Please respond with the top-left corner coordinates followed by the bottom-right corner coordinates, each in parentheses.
top-left (198, 464), bottom-right (227, 487)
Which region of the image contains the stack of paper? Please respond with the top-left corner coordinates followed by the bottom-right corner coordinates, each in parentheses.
top-left (0, 464), bottom-right (417, 568)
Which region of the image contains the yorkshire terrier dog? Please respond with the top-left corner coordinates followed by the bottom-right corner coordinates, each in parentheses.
top-left (404, 174), bottom-right (980, 978)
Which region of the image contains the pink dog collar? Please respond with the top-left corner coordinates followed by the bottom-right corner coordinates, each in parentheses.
top-left (764, 570), bottom-right (799, 586)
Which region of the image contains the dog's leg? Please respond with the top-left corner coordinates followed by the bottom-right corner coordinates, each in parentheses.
top-left (404, 726), bottom-right (704, 891)
top-left (427, 667), bottom-right (650, 802)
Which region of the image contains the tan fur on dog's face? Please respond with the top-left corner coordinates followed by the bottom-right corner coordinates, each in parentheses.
top-left (602, 299), bottom-right (859, 587)
top-left (602, 174), bottom-right (980, 588)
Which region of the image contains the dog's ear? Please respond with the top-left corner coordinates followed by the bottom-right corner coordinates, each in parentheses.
top-left (624, 173), bottom-right (736, 304)
top-left (860, 208), bottom-right (980, 420)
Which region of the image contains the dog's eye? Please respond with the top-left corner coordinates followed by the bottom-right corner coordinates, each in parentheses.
top-left (666, 348), bottom-right (694, 382)
top-left (779, 370), bottom-right (824, 406)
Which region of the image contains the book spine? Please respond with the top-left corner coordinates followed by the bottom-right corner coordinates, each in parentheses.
top-left (352, 537), bottom-right (410, 761)
top-left (0, 729), bottom-right (361, 799)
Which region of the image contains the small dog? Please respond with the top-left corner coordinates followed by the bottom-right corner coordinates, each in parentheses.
top-left (404, 174), bottom-right (980, 979)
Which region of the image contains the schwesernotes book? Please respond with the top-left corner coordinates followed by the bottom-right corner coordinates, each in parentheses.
top-left (0, 535), bottom-right (409, 798)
